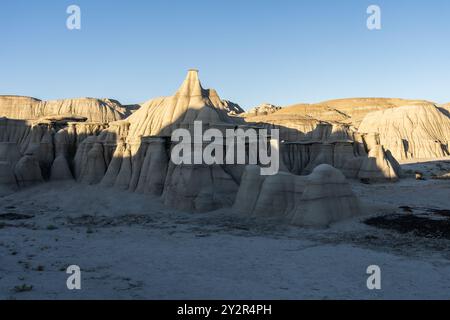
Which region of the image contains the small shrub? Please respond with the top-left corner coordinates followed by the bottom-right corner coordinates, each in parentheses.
top-left (35, 265), bottom-right (44, 272)
top-left (13, 284), bottom-right (33, 293)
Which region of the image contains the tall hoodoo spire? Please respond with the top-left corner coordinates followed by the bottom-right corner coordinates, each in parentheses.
top-left (175, 69), bottom-right (204, 97)
top-left (125, 69), bottom-right (238, 138)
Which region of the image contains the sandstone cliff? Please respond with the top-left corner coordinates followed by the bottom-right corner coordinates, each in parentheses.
top-left (359, 103), bottom-right (450, 160)
top-left (0, 96), bottom-right (127, 123)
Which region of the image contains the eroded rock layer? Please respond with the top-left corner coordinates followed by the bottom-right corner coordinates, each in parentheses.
top-left (2, 70), bottom-right (434, 226)
top-left (359, 104), bottom-right (450, 160)
top-left (0, 96), bottom-right (128, 123)
top-left (233, 164), bottom-right (360, 227)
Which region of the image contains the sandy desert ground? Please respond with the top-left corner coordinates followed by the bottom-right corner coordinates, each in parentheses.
top-left (1, 158), bottom-right (449, 300)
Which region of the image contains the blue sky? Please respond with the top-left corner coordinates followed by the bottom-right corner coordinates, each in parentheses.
top-left (1, 0), bottom-right (450, 109)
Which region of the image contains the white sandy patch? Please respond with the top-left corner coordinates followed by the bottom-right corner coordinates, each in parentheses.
top-left (1, 160), bottom-right (450, 300)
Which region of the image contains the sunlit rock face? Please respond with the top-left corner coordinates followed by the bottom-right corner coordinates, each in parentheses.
top-left (0, 96), bottom-right (128, 123)
top-left (72, 70), bottom-right (242, 212)
top-left (241, 98), bottom-right (431, 130)
top-left (242, 103), bottom-right (281, 117)
top-left (1, 69), bottom-right (436, 225)
top-left (359, 103), bottom-right (450, 160)
top-left (124, 69), bottom-right (239, 139)
top-left (241, 97), bottom-right (450, 169)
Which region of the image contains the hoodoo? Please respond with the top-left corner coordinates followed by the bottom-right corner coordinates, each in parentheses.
top-left (233, 164), bottom-right (360, 227)
top-left (73, 70), bottom-right (242, 212)
top-left (0, 69), bottom-right (411, 226)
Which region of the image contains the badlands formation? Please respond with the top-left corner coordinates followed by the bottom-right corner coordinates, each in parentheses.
top-left (1, 70), bottom-right (450, 227)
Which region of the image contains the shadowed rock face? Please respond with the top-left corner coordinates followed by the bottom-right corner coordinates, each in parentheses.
top-left (0, 161), bottom-right (18, 195)
top-left (72, 70), bottom-right (241, 212)
top-left (233, 164), bottom-right (360, 227)
top-left (441, 103), bottom-right (450, 114)
top-left (14, 154), bottom-right (44, 187)
top-left (0, 70), bottom-right (428, 226)
top-left (0, 142), bottom-right (21, 169)
top-left (281, 139), bottom-right (400, 181)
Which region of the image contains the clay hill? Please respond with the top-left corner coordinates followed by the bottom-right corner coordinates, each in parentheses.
top-left (1, 70), bottom-right (449, 227)
top-left (359, 103), bottom-right (450, 160)
top-left (241, 98), bottom-right (450, 160)
top-left (0, 96), bottom-right (130, 123)
top-left (282, 98), bottom-right (431, 126)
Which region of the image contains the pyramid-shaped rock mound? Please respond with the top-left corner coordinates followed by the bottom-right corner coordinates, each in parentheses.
top-left (126, 70), bottom-right (238, 139)
top-left (70, 70), bottom-right (242, 212)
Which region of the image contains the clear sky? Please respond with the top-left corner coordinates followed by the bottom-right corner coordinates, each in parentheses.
top-left (1, 0), bottom-right (450, 109)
